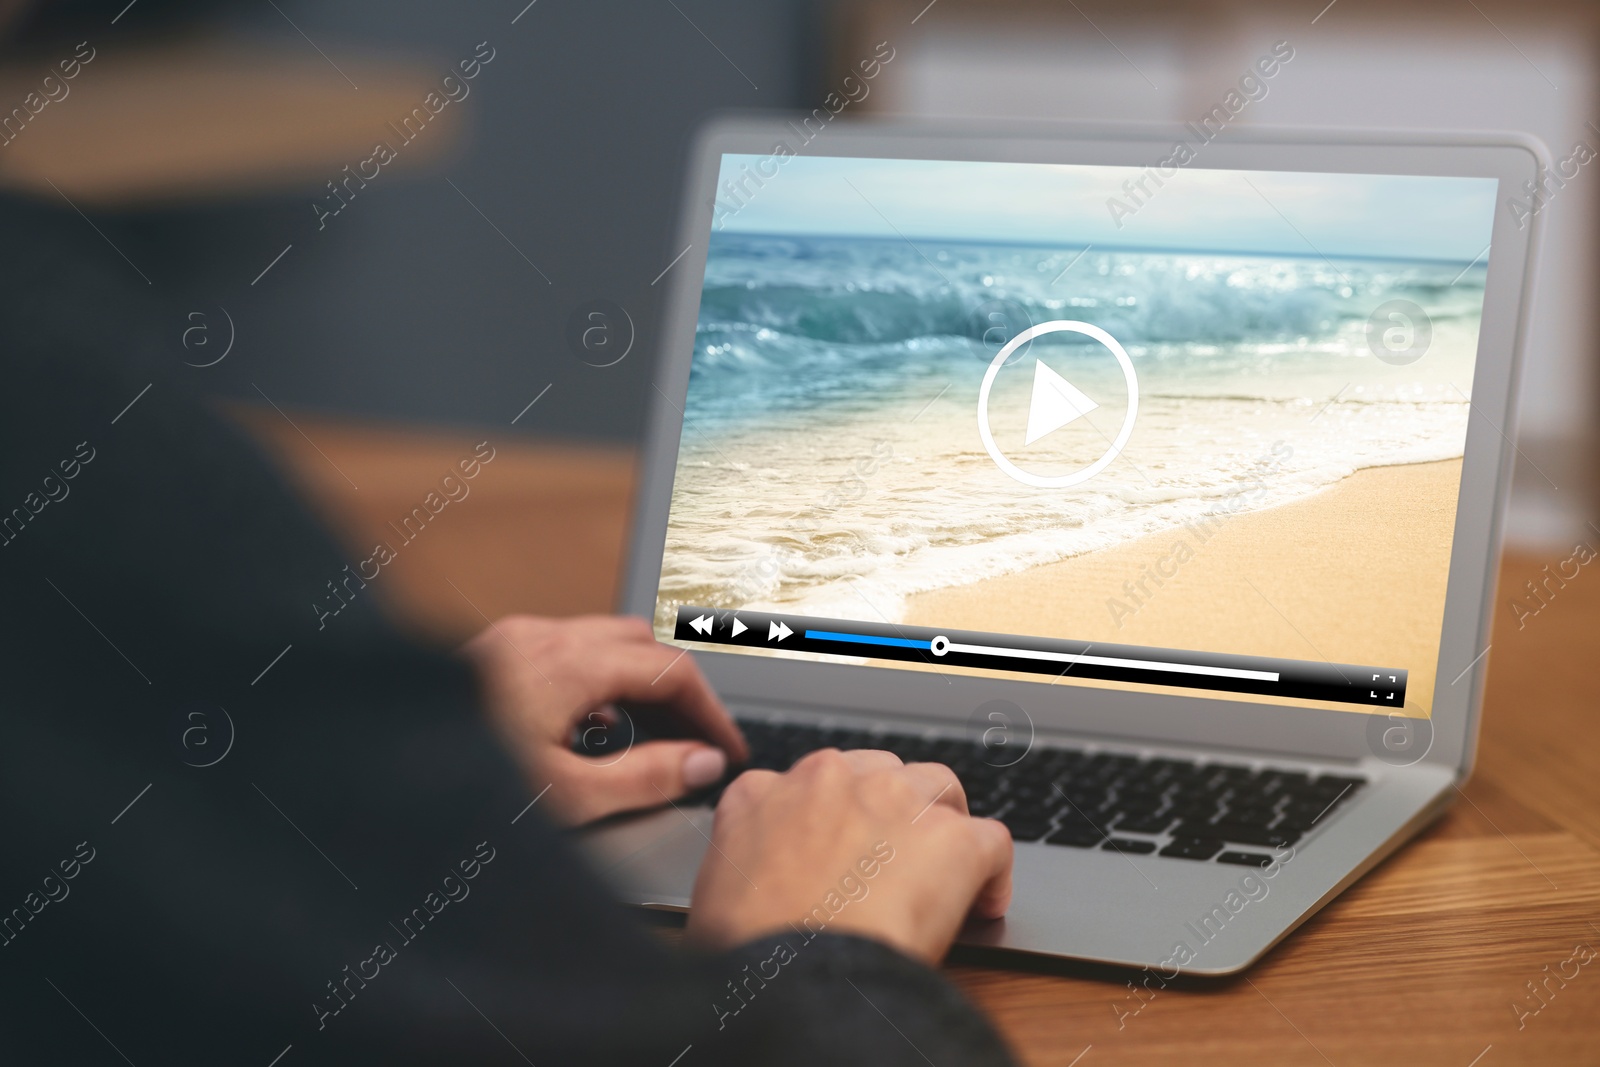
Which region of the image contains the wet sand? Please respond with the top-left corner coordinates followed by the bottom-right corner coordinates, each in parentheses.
top-left (901, 459), bottom-right (1464, 714)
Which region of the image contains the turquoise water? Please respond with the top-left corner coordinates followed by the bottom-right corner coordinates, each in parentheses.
top-left (659, 232), bottom-right (1485, 626)
top-left (685, 232), bottom-right (1484, 433)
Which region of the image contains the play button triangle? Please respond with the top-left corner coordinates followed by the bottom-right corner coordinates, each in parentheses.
top-left (1024, 359), bottom-right (1099, 445)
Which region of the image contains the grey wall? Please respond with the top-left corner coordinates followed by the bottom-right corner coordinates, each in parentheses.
top-left (148, 0), bottom-right (822, 442)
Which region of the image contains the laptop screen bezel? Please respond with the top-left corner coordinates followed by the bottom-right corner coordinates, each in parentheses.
top-left (622, 116), bottom-right (1544, 775)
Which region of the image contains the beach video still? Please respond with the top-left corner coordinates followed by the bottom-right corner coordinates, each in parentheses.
top-left (655, 154), bottom-right (1499, 714)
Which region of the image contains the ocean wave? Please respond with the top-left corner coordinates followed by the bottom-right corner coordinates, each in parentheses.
top-left (659, 233), bottom-right (1482, 629)
top-left (696, 233), bottom-right (1485, 351)
top-left (698, 284), bottom-right (971, 347)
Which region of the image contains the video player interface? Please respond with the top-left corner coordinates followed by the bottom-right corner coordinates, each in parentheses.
top-left (653, 153), bottom-right (1499, 714)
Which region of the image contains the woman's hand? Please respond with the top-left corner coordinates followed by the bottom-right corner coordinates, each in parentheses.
top-left (462, 614), bottom-right (747, 826)
top-left (686, 748), bottom-right (1013, 964)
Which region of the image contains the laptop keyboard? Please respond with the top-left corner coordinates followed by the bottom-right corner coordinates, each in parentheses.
top-left (706, 718), bottom-right (1366, 868)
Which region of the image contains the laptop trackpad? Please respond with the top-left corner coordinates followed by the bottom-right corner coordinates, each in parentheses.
top-left (578, 805), bottom-right (711, 910)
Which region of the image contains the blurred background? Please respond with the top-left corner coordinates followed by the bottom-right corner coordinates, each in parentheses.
top-left (3, 0), bottom-right (1594, 634)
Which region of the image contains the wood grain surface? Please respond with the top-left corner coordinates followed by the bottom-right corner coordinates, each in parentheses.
top-left (0, 42), bottom-right (464, 206)
top-left (242, 409), bottom-right (1600, 1067)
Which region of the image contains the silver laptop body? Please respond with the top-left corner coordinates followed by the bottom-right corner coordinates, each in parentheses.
top-left (582, 118), bottom-right (1544, 974)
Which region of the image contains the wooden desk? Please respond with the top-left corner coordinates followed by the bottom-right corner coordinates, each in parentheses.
top-left (0, 42), bottom-right (463, 207)
top-left (244, 410), bottom-right (1600, 1067)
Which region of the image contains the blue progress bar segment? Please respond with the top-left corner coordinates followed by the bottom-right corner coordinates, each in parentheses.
top-left (805, 629), bottom-right (931, 650)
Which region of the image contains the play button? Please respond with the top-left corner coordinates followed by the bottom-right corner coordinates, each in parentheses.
top-left (977, 319), bottom-right (1139, 490)
top-left (1024, 360), bottom-right (1099, 445)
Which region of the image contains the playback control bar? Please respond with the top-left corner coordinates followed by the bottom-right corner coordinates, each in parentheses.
top-left (672, 607), bottom-right (1408, 708)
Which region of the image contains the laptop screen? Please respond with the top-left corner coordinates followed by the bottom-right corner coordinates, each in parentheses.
top-left (653, 152), bottom-right (1499, 716)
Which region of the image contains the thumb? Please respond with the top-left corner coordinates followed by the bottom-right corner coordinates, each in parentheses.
top-left (562, 740), bottom-right (728, 822)
top-left (967, 817), bottom-right (1015, 921)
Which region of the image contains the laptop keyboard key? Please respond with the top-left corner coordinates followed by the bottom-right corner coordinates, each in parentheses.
top-left (1277, 801), bottom-right (1340, 831)
top-left (830, 729), bottom-right (878, 751)
top-left (1103, 838), bottom-right (1157, 854)
top-left (1223, 805), bottom-right (1280, 827)
top-left (1145, 757), bottom-right (1199, 779)
top-left (1297, 776), bottom-right (1364, 809)
top-left (1114, 812), bottom-right (1177, 835)
top-left (1159, 837), bottom-right (1225, 861)
top-left (968, 796), bottom-right (1009, 818)
top-left (1205, 764), bottom-right (1258, 785)
top-left (1006, 781), bottom-right (1050, 803)
top-left (1111, 793), bottom-right (1165, 815)
top-left (1044, 825), bottom-right (1107, 848)
top-left (1166, 803), bottom-right (1224, 823)
top-left (1216, 850), bottom-right (1276, 868)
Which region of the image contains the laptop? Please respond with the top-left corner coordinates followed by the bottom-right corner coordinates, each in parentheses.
top-left (581, 117), bottom-right (1545, 973)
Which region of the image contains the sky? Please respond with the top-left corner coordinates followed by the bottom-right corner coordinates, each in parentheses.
top-left (713, 154), bottom-right (1500, 263)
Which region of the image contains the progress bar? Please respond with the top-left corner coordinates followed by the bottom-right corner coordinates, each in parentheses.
top-left (805, 630), bottom-right (931, 650)
top-left (673, 607), bottom-right (1405, 707)
top-left (930, 636), bottom-right (1279, 682)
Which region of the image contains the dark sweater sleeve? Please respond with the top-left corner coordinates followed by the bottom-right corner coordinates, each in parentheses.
top-left (0, 196), bottom-right (1018, 1067)
top-left (715, 934), bottom-right (1019, 1066)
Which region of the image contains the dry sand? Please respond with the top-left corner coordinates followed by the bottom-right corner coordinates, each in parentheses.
top-left (901, 459), bottom-right (1464, 715)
